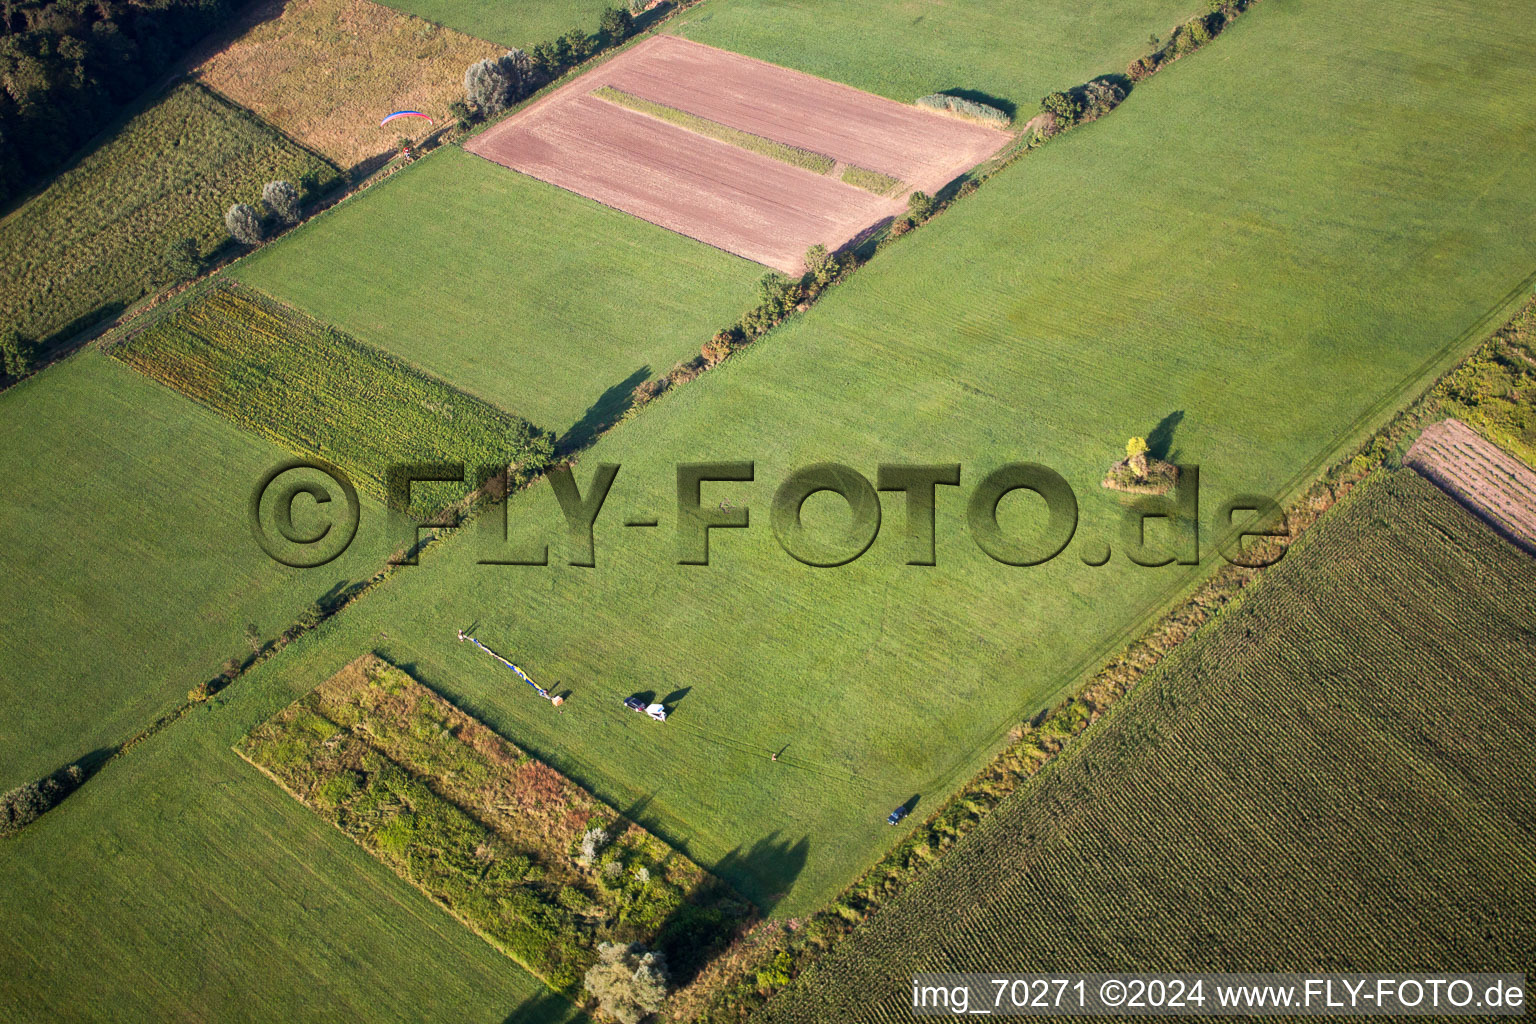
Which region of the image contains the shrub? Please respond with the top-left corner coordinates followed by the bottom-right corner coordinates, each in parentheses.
top-left (1, 328), bottom-right (38, 377)
top-left (888, 217), bottom-right (913, 239)
top-left (0, 764), bottom-right (84, 837)
top-left (261, 179), bottom-right (302, 225)
top-left (448, 100), bottom-right (474, 129)
top-left (578, 825), bottom-right (609, 866)
top-left (585, 942), bottom-right (669, 1024)
top-left (701, 332), bottom-right (733, 365)
top-left (1079, 78), bottom-right (1126, 122)
top-left (914, 93), bottom-right (1011, 128)
top-left (1039, 90), bottom-right (1081, 128)
top-left (162, 236), bottom-right (202, 283)
top-left (803, 243), bottom-right (840, 288)
top-left (224, 203), bottom-right (264, 245)
top-left (1126, 55), bottom-right (1158, 82)
top-left (465, 50), bottom-right (533, 115)
top-left (600, 6), bottom-right (634, 41)
top-left (563, 27), bottom-right (595, 63)
top-left (907, 190), bottom-right (935, 221)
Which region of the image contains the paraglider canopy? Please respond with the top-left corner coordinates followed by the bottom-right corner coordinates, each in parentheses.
top-left (380, 110), bottom-right (434, 128)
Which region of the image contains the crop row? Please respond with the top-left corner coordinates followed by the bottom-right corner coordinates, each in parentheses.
top-left (759, 472), bottom-right (1536, 1022)
top-left (110, 282), bottom-right (551, 507)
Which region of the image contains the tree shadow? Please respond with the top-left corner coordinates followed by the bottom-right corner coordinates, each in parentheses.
top-left (499, 989), bottom-right (578, 1024)
top-left (660, 686), bottom-right (691, 708)
top-left (633, 0), bottom-right (673, 31)
top-left (558, 366), bottom-right (650, 457)
top-left (345, 150), bottom-right (395, 184)
top-left (1147, 410), bottom-right (1185, 461)
top-left (934, 87), bottom-right (1016, 120)
top-left (712, 831), bottom-right (810, 915)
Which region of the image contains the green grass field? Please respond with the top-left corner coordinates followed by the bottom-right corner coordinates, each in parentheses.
top-left (0, 352), bottom-right (390, 791)
top-left (0, 83), bottom-right (338, 348)
top-left (112, 283), bottom-right (550, 505)
top-left (240, 0), bottom-right (1536, 917)
top-left (0, 631), bottom-right (581, 1024)
top-left (232, 148), bottom-right (757, 437)
top-left (671, 0), bottom-right (1204, 112)
top-left (759, 471), bottom-right (1536, 1021)
top-left (370, 0), bottom-right (613, 60)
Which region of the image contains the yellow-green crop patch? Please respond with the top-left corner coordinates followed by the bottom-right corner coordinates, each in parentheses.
top-left (112, 283), bottom-right (552, 506)
top-left (238, 654), bottom-right (750, 994)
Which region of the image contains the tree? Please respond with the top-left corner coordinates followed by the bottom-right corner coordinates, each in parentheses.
top-left (563, 27), bottom-right (594, 63)
top-left (448, 99), bottom-right (474, 128)
top-left (262, 179), bottom-right (302, 225)
top-left (1040, 90), bottom-right (1081, 128)
top-left (163, 236), bottom-right (201, 282)
top-left (1, 328), bottom-right (38, 378)
top-left (584, 942), bottom-right (668, 1024)
top-left (803, 243), bottom-right (839, 287)
top-left (599, 6), bottom-right (634, 41)
top-left (466, 50), bottom-right (533, 115)
top-left (906, 190), bottom-right (934, 221)
top-left (1126, 436), bottom-right (1150, 477)
top-left (225, 203), bottom-right (264, 245)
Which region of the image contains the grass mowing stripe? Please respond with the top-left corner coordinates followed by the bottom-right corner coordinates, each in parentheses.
top-left (839, 165), bottom-right (904, 196)
top-left (111, 283), bottom-right (551, 505)
top-left (592, 85), bottom-right (836, 174)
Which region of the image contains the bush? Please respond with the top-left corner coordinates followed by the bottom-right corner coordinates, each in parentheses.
top-left (585, 942), bottom-right (669, 1024)
top-left (914, 93), bottom-right (1011, 128)
top-left (1039, 90), bottom-right (1081, 128)
top-left (1, 329), bottom-right (38, 377)
top-left (162, 236), bottom-right (202, 283)
top-left (804, 244), bottom-right (840, 288)
top-left (465, 50), bottom-right (533, 115)
top-left (907, 191), bottom-right (935, 221)
top-left (225, 203), bottom-right (264, 245)
top-left (1079, 78), bottom-right (1126, 122)
top-left (262, 179), bottom-right (302, 225)
top-left (578, 825), bottom-right (609, 866)
top-left (701, 332), bottom-right (733, 365)
top-left (563, 27), bottom-right (595, 63)
top-left (0, 764), bottom-right (85, 837)
top-left (600, 6), bottom-right (634, 41)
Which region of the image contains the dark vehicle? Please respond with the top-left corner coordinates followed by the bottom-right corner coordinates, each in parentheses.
top-left (623, 696), bottom-right (646, 713)
top-left (887, 804), bottom-right (909, 825)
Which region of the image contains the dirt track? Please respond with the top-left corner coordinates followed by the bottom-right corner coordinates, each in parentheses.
top-left (465, 36), bottom-right (1010, 273)
top-left (1405, 418), bottom-right (1536, 553)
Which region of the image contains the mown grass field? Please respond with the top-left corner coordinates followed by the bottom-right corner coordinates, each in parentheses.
top-left (758, 471), bottom-right (1536, 1021)
top-left (239, 0), bottom-right (1536, 917)
top-left (371, 0), bottom-right (609, 50)
top-left (232, 147), bottom-right (758, 435)
top-left (671, 0), bottom-right (1203, 112)
top-left (0, 83), bottom-right (338, 348)
top-left (112, 283), bottom-right (550, 505)
top-left (196, 0), bottom-right (500, 171)
top-left (0, 352), bottom-right (391, 791)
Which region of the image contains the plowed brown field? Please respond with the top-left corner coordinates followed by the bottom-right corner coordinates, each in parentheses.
top-left (1406, 417), bottom-right (1536, 553)
top-left (465, 36), bottom-right (1010, 272)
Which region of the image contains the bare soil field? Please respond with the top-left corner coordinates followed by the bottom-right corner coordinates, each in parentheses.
top-left (1406, 417), bottom-right (1536, 553)
top-left (465, 36), bottom-right (1009, 273)
top-left (197, 0), bottom-right (498, 171)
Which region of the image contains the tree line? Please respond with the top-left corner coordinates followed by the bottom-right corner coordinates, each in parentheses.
top-left (0, 0), bottom-right (240, 210)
